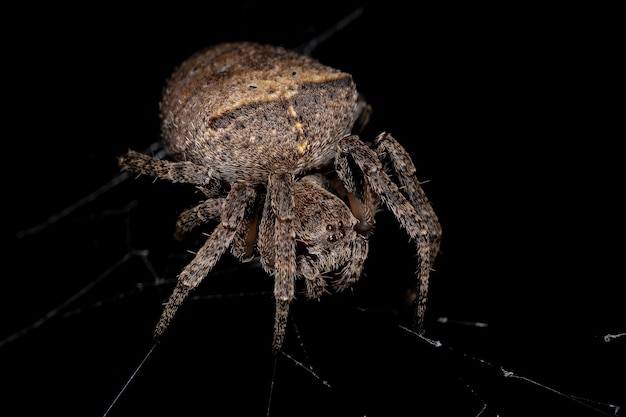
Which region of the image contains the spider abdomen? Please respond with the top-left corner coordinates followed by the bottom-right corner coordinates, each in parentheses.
top-left (160, 42), bottom-right (362, 183)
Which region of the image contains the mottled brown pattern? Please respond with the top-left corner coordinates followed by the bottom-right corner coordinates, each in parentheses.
top-left (119, 42), bottom-right (442, 353)
top-left (160, 42), bottom-right (360, 184)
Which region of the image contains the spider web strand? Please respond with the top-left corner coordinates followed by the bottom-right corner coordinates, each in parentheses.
top-left (102, 341), bottom-right (159, 417)
top-left (0, 251), bottom-right (137, 348)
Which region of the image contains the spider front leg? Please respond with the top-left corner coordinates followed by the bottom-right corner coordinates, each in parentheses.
top-left (258, 173), bottom-right (297, 353)
top-left (174, 186), bottom-right (258, 261)
top-left (373, 132), bottom-right (442, 262)
top-left (335, 135), bottom-right (440, 333)
top-left (153, 181), bottom-right (257, 340)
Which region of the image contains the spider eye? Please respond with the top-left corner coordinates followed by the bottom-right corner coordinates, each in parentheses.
top-left (326, 224), bottom-right (335, 231)
top-left (337, 221), bottom-right (343, 229)
top-left (327, 234), bottom-right (336, 242)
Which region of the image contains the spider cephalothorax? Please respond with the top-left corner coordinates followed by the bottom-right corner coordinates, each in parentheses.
top-left (119, 41), bottom-right (441, 352)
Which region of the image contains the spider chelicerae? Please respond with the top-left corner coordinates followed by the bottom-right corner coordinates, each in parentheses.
top-left (118, 42), bottom-right (441, 352)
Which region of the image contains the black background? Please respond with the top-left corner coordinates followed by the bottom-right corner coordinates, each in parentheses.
top-left (7, 3), bottom-right (624, 416)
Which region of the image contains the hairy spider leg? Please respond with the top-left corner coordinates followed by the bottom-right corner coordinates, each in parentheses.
top-left (335, 135), bottom-right (439, 333)
top-left (257, 173), bottom-right (297, 353)
top-left (373, 133), bottom-right (442, 263)
top-left (118, 150), bottom-right (218, 188)
top-left (119, 150), bottom-right (266, 340)
top-left (175, 186), bottom-right (260, 261)
top-left (174, 197), bottom-right (225, 240)
top-left (154, 182), bottom-right (257, 339)
top-left (333, 233), bottom-right (369, 291)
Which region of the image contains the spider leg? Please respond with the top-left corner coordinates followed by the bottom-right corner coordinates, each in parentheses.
top-left (328, 175), bottom-right (378, 235)
top-left (153, 182), bottom-right (256, 340)
top-left (259, 173), bottom-right (297, 353)
top-left (175, 187), bottom-right (261, 259)
top-left (333, 234), bottom-right (369, 292)
top-left (297, 255), bottom-right (328, 299)
top-left (118, 150), bottom-right (221, 191)
top-left (373, 132), bottom-right (442, 262)
top-left (335, 135), bottom-right (438, 332)
top-left (174, 197), bottom-right (224, 240)
top-left (230, 197), bottom-right (262, 263)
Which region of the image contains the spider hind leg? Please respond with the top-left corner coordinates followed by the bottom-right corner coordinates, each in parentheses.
top-left (118, 149), bottom-right (219, 187)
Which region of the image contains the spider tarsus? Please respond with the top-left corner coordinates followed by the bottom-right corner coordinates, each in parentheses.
top-left (154, 283), bottom-right (191, 339)
top-left (272, 299), bottom-right (291, 354)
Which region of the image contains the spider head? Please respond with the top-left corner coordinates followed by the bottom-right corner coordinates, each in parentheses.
top-left (295, 175), bottom-right (359, 258)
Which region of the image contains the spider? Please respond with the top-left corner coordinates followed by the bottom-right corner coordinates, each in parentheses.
top-left (118, 42), bottom-right (442, 353)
